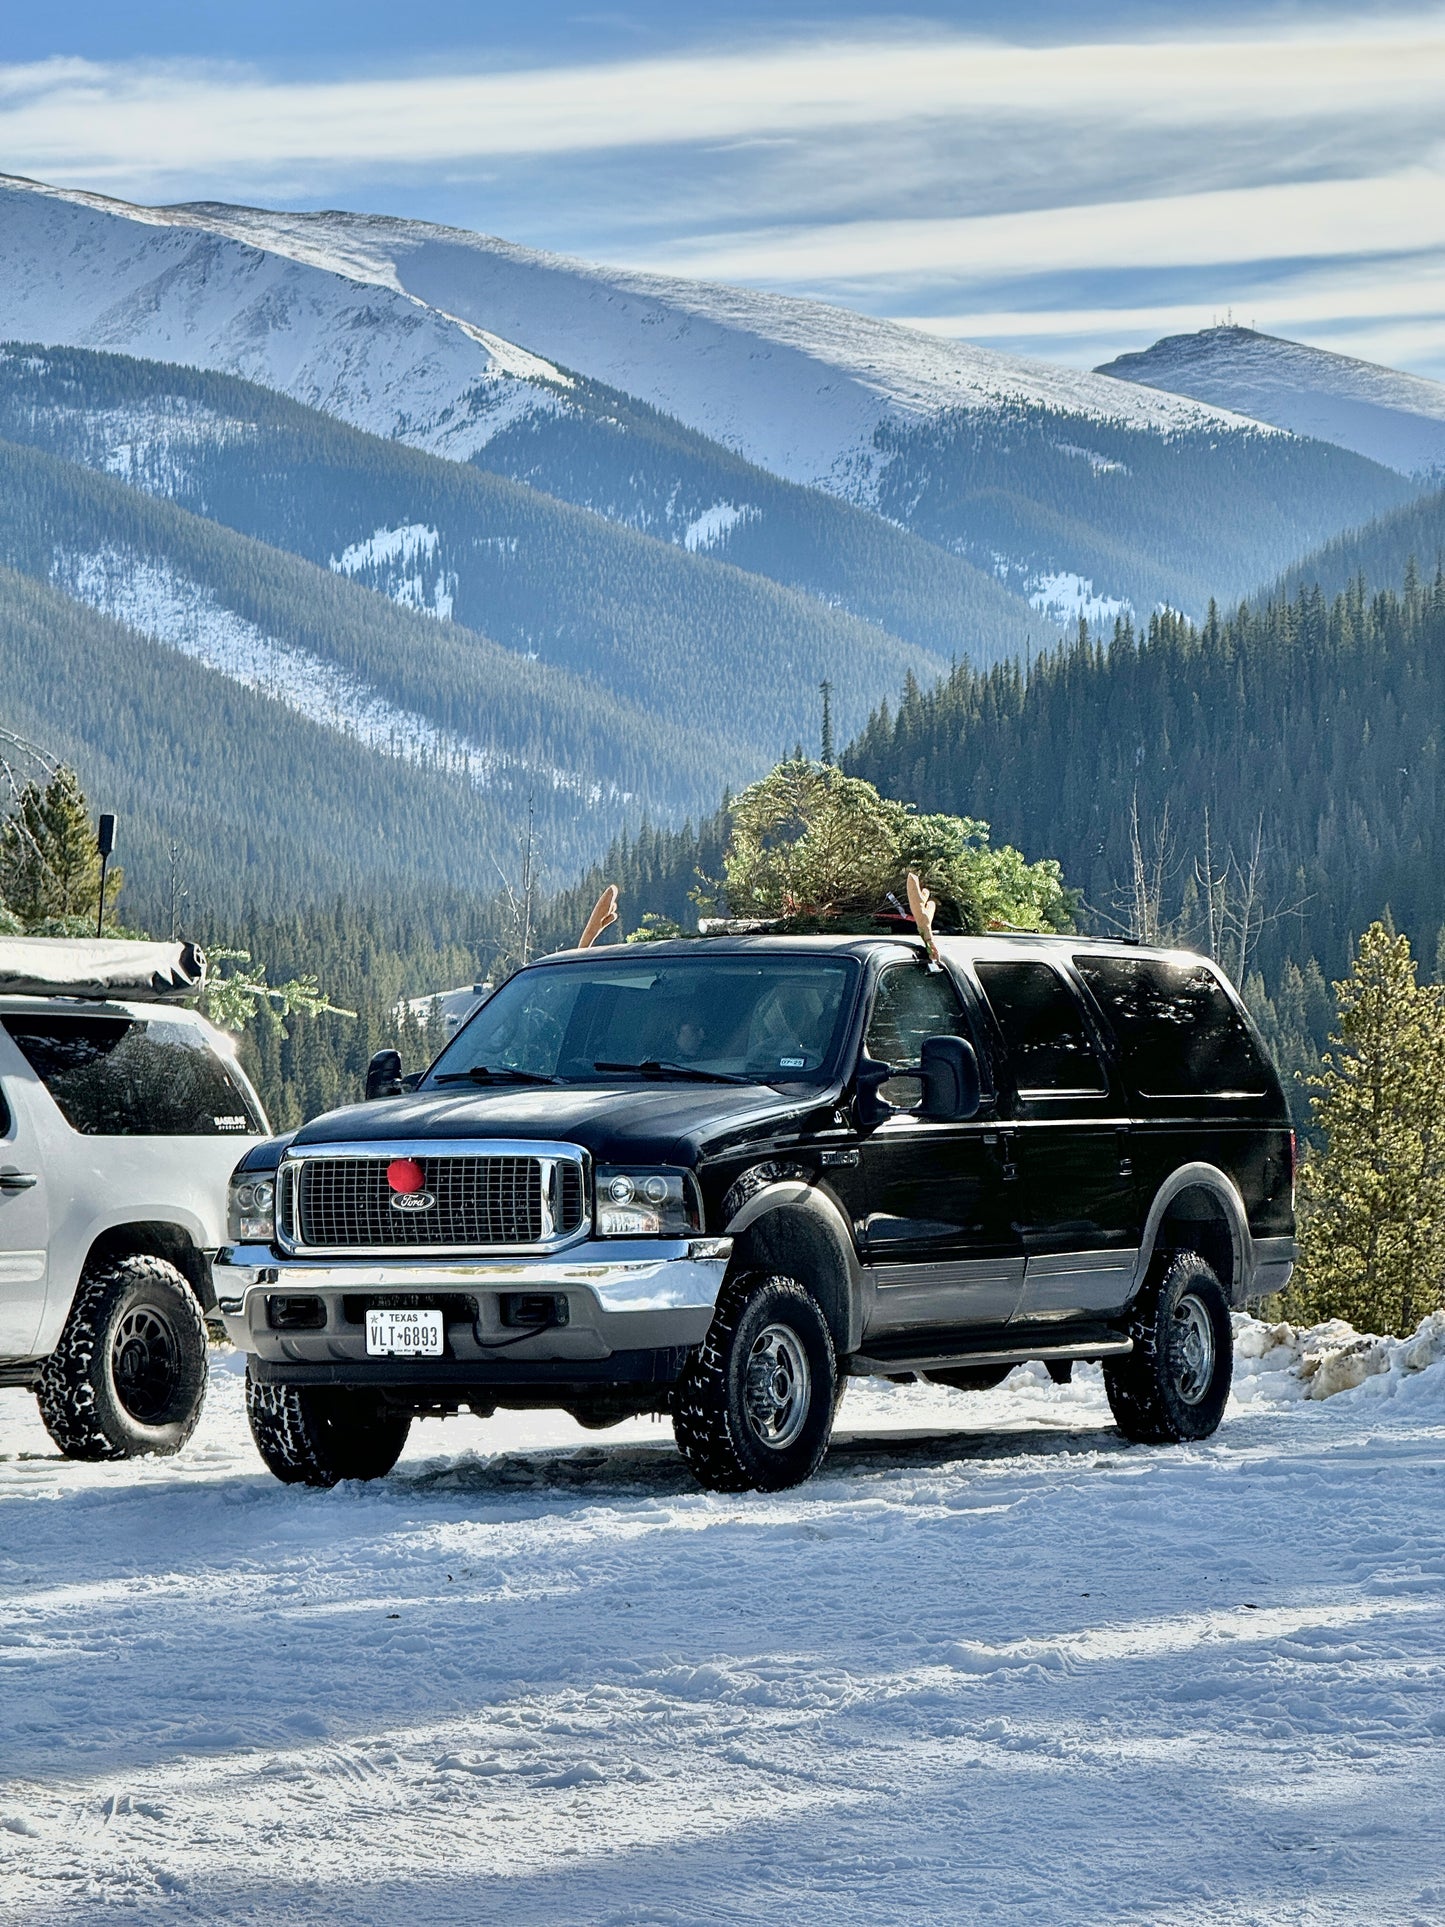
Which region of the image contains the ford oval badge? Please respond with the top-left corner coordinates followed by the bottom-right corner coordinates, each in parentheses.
top-left (390, 1191), bottom-right (437, 1212)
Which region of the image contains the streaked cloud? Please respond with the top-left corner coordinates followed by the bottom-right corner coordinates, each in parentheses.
top-left (3, 20), bottom-right (1445, 176)
top-left (648, 172), bottom-right (1445, 286)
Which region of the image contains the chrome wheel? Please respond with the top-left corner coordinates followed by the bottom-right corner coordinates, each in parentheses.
top-left (743, 1322), bottom-right (812, 1450)
top-left (111, 1305), bottom-right (181, 1423)
top-left (1170, 1292), bottom-right (1216, 1405)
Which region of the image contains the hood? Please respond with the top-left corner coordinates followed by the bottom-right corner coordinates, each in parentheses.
top-left (289, 1078), bottom-right (829, 1166)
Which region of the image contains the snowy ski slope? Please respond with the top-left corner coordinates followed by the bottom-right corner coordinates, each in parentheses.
top-left (1100, 326), bottom-right (1445, 478)
top-left (1, 1317), bottom-right (1441, 1924)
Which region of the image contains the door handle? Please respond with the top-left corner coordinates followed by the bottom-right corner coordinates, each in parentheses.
top-left (984, 1132), bottom-right (1019, 1182)
top-left (1116, 1129), bottom-right (1133, 1179)
top-left (0, 1171), bottom-right (38, 1191)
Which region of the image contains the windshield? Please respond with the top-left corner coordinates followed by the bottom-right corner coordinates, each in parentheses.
top-left (425, 954), bottom-right (859, 1087)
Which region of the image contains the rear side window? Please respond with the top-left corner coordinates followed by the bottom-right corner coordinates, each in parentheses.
top-left (974, 960), bottom-right (1106, 1095)
top-left (1074, 955), bottom-right (1269, 1097)
top-left (2, 1014), bottom-right (263, 1136)
top-left (0, 1081), bottom-right (9, 1137)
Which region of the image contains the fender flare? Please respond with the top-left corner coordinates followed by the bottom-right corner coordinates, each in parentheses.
top-left (1133, 1162), bottom-right (1254, 1308)
top-left (724, 1177), bottom-right (865, 1354)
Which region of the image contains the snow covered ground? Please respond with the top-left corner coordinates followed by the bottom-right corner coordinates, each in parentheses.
top-left (1, 1322), bottom-right (1442, 1925)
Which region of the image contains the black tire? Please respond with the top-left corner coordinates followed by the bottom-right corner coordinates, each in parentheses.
top-left (673, 1273), bottom-right (837, 1493)
top-left (36, 1255), bottom-right (209, 1461)
top-left (245, 1367), bottom-right (412, 1487)
top-left (1104, 1250), bottom-right (1233, 1444)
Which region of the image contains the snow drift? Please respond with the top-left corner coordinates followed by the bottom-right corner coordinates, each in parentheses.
top-left (1233, 1306), bottom-right (1445, 1404)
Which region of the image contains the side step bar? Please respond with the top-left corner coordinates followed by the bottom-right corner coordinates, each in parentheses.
top-left (848, 1333), bottom-right (1133, 1378)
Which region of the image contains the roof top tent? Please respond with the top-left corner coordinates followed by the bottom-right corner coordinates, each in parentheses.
top-left (0, 939), bottom-right (207, 1004)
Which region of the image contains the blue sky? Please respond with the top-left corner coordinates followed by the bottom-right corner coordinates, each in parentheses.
top-left (4, 2), bottom-right (1443, 378)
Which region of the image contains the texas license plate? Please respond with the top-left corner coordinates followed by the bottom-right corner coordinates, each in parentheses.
top-left (365, 1308), bottom-right (444, 1357)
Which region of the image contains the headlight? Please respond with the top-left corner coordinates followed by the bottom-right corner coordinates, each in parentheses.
top-left (228, 1174), bottom-right (277, 1244)
top-left (594, 1167), bottom-right (701, 1238)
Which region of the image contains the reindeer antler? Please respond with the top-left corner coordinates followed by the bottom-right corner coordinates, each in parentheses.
top-left (906, 871), bottom-right (941, 968)
top-left (577, 884), bottom-right (619, 950)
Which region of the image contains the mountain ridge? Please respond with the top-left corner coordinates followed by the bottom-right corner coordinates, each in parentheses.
top-left (1098, 326), bottom-right (1445, 478)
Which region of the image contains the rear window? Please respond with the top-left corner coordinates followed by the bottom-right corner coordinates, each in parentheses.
top-left (1074, 955), bottom-right (1269, 1097)
top-left (2, 1014), bottom-right (263, 1136)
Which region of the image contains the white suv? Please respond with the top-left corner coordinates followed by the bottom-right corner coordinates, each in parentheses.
top-left (0, 941), bottom-right (268, 1459)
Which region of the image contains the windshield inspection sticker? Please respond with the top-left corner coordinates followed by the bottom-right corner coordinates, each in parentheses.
top-left (779, 1057), bottom-right (806, 1068)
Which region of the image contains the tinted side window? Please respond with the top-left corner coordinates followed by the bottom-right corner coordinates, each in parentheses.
top-left (866, 965), bottom-right (969, 1066)
top-left (974, 960), bottom-right (1105, 1095)
top-left (0, 1080), bottom-right (9, 1137)
top-left (1074, 956), bottom-right (1268, 1097)
top-left (866, 965), bottom-right (972, 1108)
top-left (2, 1015), bottom-right (262, 1136)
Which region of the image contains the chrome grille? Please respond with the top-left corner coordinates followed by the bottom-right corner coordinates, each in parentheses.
top-left (280, 1150), bottom-right (587, 1251)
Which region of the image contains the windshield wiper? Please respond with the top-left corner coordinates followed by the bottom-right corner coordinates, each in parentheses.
top-left (432, 1065), bottom-right (560, 1086)
top-left (594, 1059), bottom-right (750, 1084)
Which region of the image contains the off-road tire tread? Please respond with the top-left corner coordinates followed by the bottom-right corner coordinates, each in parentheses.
top-left (244, 1370), bottom-right (411, 1487)
top-left (672, 1273), bottom-right (835, 1493)
top-left (1104, 1250), bottom-right (1231, 1445)
top-left (36, 1256), bottom-right (207, 1461)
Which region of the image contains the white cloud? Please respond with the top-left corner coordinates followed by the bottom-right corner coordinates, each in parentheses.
top-left (646, 171), bottom-right (1445, 287)
top-left (2, 18), bottom-right (1445, 179)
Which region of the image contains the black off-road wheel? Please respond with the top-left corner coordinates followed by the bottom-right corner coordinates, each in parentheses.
top-left (673, 1274), bottom-right (837, 1493)
top-left (1104, 1250), bottom-right (1233, 1444)
top-left (245, 1367), bottom-right (413, 1487)
top-left (36, 1255), bottom-right (209, 1461)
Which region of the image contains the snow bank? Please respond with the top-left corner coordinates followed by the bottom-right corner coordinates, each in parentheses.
top-left (1232, 1307), bottom-right (1445, 1406)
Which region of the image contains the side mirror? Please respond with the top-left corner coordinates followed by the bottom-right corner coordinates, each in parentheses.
top-left (854, 1054), bottom-right (895, 1130)
top-left (365, 1048), bottom-right (404, 1101)
top-left (920, 1035), bottom-right (982, 1121)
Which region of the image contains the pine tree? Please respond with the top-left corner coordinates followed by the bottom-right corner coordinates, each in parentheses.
top-left (1290, 924), bottom-right (1445, 1332)
top-left (0, 765), bottom-right (120, 930)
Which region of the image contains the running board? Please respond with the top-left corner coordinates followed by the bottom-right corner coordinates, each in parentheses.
top-left (847, 1333), bottom-right (1133, 1377)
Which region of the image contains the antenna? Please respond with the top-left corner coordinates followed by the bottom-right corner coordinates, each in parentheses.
top-left (95, 813), bottom-right (117, 937)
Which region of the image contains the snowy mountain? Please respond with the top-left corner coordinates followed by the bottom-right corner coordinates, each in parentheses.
top-left (168, 193), bottom-right (1260, 491)
top-left (0, 175), bottom-right (571, 461)
top-left (0, 174), bottom-right (1415, 623)
top-left (1097, 327), bottom-right (1445, 479)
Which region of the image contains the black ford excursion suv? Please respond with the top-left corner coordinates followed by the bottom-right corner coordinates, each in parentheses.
top-left (215, 934), bottom-right (1296, 1492)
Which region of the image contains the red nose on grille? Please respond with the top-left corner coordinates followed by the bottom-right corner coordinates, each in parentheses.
top-left (387, 1158), bottom-right (426, 1195)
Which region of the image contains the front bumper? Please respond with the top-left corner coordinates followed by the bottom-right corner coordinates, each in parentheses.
top-left (212, 1236), bottom-right (732, 1377)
